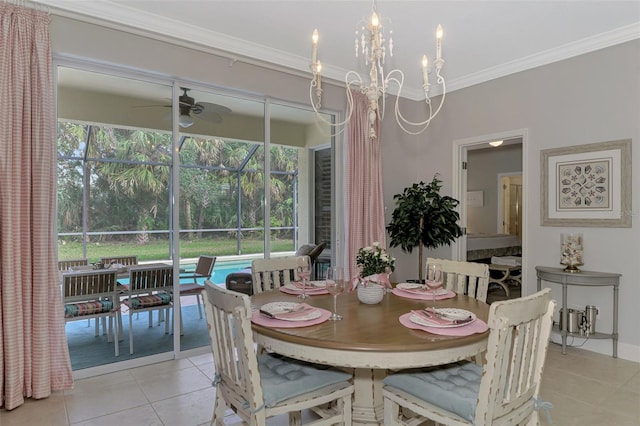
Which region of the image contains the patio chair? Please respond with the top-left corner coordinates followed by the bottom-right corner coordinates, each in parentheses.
top-left (169, 255), bottom-right (216, 320)
top-left (58, 258), bottom-right (93, 328)
top-left (427, 257), bottom-right (490, 302)
top-left (225, 271), bottom-right (253, 295)
top-left (58, 258), bottom-right (89, 271)
top-left (382, 288), bottom-right (556, 426)
top-left (120, 265), bottom-right (173, 354)
top-left (100, 255), bottom-right (138, 267)
top-left (62, 269), bottom-right (120, 356)
top-left (202, 280), bottom-right (354, 425)
top-left (251, 256), bottom-right (309, 294)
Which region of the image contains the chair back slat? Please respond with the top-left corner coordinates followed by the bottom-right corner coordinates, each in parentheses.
top-left (427, 257), bottom-right (489, 302)
top-left (128, 265), bottom-right (173, 294)
top-left (475, 288), bottom-right (556, 424)
top-left (101, 255), bottom-right (138, 266)
top-left (251, 256), bottom-right (308, 294)
top-left (62, 270), bottom-right (118, 302)
top-left (58, 258), bottom-right (89, 271)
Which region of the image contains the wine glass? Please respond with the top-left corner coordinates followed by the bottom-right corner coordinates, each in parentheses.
top-left (326, 267), bottom-right (344, 320)
top-left (296, 256), bottom-right (312, 299)
top-left (425, 262), bottom-right (443, 308)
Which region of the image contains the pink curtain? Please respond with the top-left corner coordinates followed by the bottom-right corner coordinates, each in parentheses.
top-left (0, 2), bottom-right (73, 410)
top-left (346, 90), bottom-right (387, 281)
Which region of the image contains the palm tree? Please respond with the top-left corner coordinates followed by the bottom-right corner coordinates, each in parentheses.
top-left (97, 129), bottom-right (171, 244)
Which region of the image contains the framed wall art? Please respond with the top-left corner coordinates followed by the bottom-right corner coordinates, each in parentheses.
top-left (541, 139), bottom-right (632, 227)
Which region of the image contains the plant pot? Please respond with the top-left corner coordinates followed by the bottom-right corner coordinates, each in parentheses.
top-left (357, 282), bottom-right (385, 304)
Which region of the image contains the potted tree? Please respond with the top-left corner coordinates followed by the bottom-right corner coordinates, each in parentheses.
top-left (386, 175), bottom-right (463, 282)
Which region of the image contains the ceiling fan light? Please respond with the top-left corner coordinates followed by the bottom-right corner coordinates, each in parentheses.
top-left (179, 114), bottom-right (194, 128)
top-left (489, 140), bottom-right (504, 147)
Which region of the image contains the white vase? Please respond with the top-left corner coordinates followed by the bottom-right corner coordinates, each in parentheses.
top-left (357, 281), bottom-right (385, 304)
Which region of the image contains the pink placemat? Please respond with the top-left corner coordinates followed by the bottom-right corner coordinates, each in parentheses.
top-left (279, 286), bottom-right (329, 296)
top-left (251, 308), bottom-right (331, 328)
top-left (391, 288), bottom-right (456, 301)
top-left (399, 312), bottom-right (488, 336)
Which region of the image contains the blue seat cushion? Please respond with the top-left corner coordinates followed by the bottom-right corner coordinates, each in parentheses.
top-left (258, 354), bottom-right (351, 408)
top-left (383, 361), bottom-right (481, 422)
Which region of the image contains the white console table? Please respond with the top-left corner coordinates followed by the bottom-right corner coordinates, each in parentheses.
top-left (535, 266), bottom-right (621, 358)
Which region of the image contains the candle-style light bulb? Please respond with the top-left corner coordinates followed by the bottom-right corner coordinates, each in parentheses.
top-left (436, 24), bottom-right (443, 61)
top-left (421, 54), bottom-right (429, 86)
top-left (371, 12), bottom-right (379, 28)
top-left (311, 29), bottom-right (319, 65)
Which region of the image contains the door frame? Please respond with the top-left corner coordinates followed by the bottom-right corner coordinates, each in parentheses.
top-left (497, 172), bottom-right (523, 235)
top-left (451, 129), bottom-right (529, 286)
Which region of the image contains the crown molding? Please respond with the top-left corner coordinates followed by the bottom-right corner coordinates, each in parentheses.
top-left (42, 1), bottom-right (640, 101)
top-left (446, 22), bottom-right (640, 95)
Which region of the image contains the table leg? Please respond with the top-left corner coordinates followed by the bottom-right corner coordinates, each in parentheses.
top-left (351, 368), bottom-right (386, 425)
top-left (561, 283), bottom-right (568, 355)
top-left (613, 284), bottom-right (619, 358)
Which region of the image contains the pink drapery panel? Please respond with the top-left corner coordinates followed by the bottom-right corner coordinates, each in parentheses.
top-left (0, 3), bottom-right (73, 410)
top-left (346, 90), bottom-right (387, 281)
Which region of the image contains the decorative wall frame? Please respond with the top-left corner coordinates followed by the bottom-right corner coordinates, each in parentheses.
top-left (541, 139), bottom-right (631, 227)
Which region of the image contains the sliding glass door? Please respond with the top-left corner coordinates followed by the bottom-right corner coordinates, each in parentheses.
top-left (56, 64), bottom-right (337, 371)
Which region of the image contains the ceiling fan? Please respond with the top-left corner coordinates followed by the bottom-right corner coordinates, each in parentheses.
top-left (176, 87), bottom-right (231, 128)
top-left (137, 87), bottom-right (231, 128)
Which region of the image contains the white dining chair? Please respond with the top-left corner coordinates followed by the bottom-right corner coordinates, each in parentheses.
top-left (382, 288), bottom-right (556, 426)
top-left (202, 280), bottom-right (354, 425)
top-left (427, 257), bottom-right (490, 302)
top-left (251, 256), bottom-right (309, 294)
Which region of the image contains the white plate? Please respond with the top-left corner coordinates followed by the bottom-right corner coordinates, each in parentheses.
top-left (396, 283), bottom-right (448, 296)
top-left (409, 308), bottom-right (477, 328)
top-left (284, 281), bottom-right (326, 291)
top-left (396, 282), bottom-right (423, 290)
top-left (260, 302), bottom-right (322, 322)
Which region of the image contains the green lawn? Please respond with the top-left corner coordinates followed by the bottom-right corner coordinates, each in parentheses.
top-left (58, 238), bottom-right (294, 263)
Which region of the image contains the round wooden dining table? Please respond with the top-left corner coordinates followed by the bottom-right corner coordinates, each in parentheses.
top-left (250, 288), bottom-right (490, 425)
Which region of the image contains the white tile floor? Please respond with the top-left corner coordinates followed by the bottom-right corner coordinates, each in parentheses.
top-left (1, 343), bottom-right (638, 425)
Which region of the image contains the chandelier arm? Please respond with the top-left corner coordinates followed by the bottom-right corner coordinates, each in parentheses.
top-left (391, 80), bottom-right (446, 133)
top-left (393, 93), bottom-right (445, 136)
top-left (308, 74), bottom-right (361, 139)
top-left (378, 60), bottom-right (387, 121)
top-left (309, 76), bottom-right (357, 130)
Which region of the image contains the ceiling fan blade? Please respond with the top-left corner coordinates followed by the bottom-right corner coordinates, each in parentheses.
top-left (195, 102), bottom-right (232, 115)
top-left (194, 111), bottom-right (223, 123)
top-left (132, 104), bottom-right (171, 109)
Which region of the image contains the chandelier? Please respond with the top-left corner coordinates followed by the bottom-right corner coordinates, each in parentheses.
top-left (309, 1), bottom-right (446, 140)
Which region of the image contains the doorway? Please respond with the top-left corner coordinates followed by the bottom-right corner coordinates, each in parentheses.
top-left (452, 130), bottom-right (528, 291)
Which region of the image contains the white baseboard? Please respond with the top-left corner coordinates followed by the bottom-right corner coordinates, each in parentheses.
top-left (550, 331), bottom-right (640, 363)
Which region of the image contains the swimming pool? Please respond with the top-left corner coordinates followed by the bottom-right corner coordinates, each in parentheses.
top-left (209, 260), bottom-right (252, 284)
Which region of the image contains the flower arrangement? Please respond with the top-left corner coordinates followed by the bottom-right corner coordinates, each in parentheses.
top-left (356, 242), bottom-right (395, 287)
